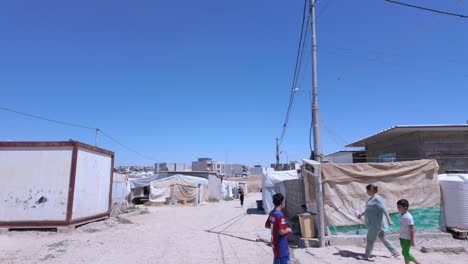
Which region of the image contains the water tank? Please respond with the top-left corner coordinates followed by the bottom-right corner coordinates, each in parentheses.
top-left (439, 173), bottom-right (468, 229)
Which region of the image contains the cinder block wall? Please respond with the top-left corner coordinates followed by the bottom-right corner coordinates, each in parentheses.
top-left (284, 178), bottom-right (305, 218)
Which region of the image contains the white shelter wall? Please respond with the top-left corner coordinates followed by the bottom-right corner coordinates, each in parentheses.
top-left (72, 148), bottom-right (112, 219)
top-left (0, 147), bottom-right (72, 221)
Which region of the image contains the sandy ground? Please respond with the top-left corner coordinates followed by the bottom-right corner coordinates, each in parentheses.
top-left (1, 192), bottom-right (467, 264)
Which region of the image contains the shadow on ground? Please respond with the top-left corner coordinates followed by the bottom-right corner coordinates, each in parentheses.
top-left (333, 249), bottom-right (363, 259)
top-left (247, 208), bottom-right (265, 215)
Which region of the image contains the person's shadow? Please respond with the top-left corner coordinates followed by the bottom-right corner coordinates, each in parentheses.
top-left (246, 208), bottom-right (264, 215)
top-left (333, 249), bottom-right (375, 261)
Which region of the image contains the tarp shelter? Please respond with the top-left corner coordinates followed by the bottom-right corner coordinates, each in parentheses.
top-left (262, 169), bottom-right (299, 213)
top-left (222, 180), bottom-right (234, 198)
top-left (149, 174), bottom-right (209, 204)
top-left (0, 141), bottom-right (114, 229)
top-left (112, 173), bottom-right (130, 200)
top-left (311, 159), bottom-right (440, 227)
top-left (111, 173), bottom-right (130, 216)
top-left (128, 174), bottom-right (161, 203)
top-left (129, 174), bottom-right (160, 189)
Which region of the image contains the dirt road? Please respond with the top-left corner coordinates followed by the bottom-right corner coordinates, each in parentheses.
top-left (1, 192), bottom-right (467, 264)
top-left (0, 193), bottom-right (272, 264)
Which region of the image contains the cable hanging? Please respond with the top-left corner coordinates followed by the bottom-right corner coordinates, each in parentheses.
top-left (0, 106), bottom-right (159, 162)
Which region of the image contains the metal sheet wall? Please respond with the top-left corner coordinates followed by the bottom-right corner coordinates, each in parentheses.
top-left (0, 147), bottom-right (72, 221)
top-left (72, 148), bottom-right (112, 220)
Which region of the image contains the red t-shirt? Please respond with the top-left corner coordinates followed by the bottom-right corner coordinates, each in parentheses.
top-left (265, 209), bottom-right (289, 257)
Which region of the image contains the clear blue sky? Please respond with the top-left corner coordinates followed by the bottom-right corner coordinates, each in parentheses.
top-left (1, 0), bottom-right (467, 167)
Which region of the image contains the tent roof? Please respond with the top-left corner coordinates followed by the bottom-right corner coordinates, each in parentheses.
top-left (262, 169), bottom-right (298, 187)
top-left (152, 174), bottom-right (208, 185)
top-left (129, 174), bottom-right (160, 189)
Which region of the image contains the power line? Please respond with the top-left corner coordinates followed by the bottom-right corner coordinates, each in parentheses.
top-left (0, 106), bottom-right (96, 130)
top-left (0, 106), bottom-right (159, 163)
top-left (384, 0), bottom-right (468, 19)
top-left (317, 0), bottom-right (333, 20)
top-left (279, 0), bottom-right (310, 146)
top-left (99, 129), bottom-right (160, 162)
top-left (320, 0), bottom-right (464, 88)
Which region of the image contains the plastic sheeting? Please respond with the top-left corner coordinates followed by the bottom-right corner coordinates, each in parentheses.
top-left (112, 181), bottom-right (131, 200)
top-left (222, 181), bottom-right (234, 198)
top-left (149, 174), bottom-right (209, 203)
top-left (129, 174), bottom-right (160, 189)
top-left (262, 169), bottom-right (299, 213)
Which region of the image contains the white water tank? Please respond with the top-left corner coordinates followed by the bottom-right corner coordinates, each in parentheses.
top-left (439, 172), bottom-right (468, 230)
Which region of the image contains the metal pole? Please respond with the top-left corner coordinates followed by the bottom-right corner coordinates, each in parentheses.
top-left (276, 137), bottom-right (280, 170)
top-left (310, 0), bottom-right (325, 247)
top-left (95, 128), bottom-right (99, 146)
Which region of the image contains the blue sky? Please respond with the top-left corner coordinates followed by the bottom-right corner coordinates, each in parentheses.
top-left (1, 0), bottom-right (467, 167)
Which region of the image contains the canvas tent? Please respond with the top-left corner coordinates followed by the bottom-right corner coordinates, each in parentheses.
top-left (149, 174), bottom-right (209, 204)
top-left (112, 173), bottom-right (130, 200)
top-left (262, 169), bottom-right (299, 213)
top-left (306, 159), bottom-right (440, 227)
top-left (111, 173), bottom-right (131, 216)
top-left (128, 174), bottom-right (161, 203)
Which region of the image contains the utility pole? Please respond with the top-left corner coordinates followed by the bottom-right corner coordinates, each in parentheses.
top-left (275, 137), bottom-right (280, 170)
top-left (310, 0), bottom-right (325, 247)
top-left (95, 128), bottom-right (99, 147)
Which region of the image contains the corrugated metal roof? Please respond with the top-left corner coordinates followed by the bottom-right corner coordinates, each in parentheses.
top-left (346, 124), bottom-right (468, 147)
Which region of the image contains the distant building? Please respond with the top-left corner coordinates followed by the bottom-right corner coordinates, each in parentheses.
top-left (225, 164), bottom-right (246, 177)
top-left (249, 165), bottom-right (264, 175)
top-left (346, 124), bottom-right (468, 173)
top-left (192, 158), bottom-right (224, 174)
top-left (154, 163), bottom-right (186, 174)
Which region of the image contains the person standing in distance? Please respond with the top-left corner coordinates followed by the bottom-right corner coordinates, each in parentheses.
top-left (237, 187), bottom-right (244, 207)
top-left (265, 193), bottom-right (292, 264)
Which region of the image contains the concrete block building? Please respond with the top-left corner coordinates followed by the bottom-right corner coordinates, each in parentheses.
top-left (346, 124), bottom-right (468, 173)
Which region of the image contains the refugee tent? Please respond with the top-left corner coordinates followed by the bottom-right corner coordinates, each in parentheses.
top-left (111, 173), bottom-right (131, 216)
top-left (262, 169), bottom-right (299, 213)
top-left (112, 173), bottom-right (130, 200)
top-left (128, 174), bottom-right (160, 203)
top-left (306, 159), bottom-right (440, 227)
top-left (149, 174), bottom-right (209, 204)
top-left (221, 180), bottom-right (234, 198)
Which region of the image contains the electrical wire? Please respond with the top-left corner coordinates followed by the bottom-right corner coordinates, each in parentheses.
top-left (0, 106), bottom-right (159, 163)
top-left (384, 0), bottom-right (468, 19)
top-left (320, 0), bottom-right (464, 88)
top-left (0, 106), bottom-right (96, 130)
top-left (278, 0), bottom-right (310, 146)
top-left (99, 129), bottom-right (160, 162)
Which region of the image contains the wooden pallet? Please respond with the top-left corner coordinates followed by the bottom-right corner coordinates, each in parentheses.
top-left (448, 227), bottom-right (468, 239)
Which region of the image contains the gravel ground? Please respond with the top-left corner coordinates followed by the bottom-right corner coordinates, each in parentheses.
top-left (1, 192), bottom-right (467, 264)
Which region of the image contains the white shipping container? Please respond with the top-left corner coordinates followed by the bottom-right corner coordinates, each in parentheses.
top-left (0, 141), bottom-right (114, 229)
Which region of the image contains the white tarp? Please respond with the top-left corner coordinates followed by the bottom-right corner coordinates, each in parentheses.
top-left (262, 169), bottom-right (299, 213)
top-left (129, 174), bottom-right (160, 189)
top-left (149, 174), bottom-right (209, 203)
top-left (112, 173), bottom-right (130, 200)
top-left (222, 180), bottom-right (234, 198)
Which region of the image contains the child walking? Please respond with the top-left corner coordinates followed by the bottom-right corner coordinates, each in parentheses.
top-left (265, 193), bottom-right (292, 264)
top-left (397, 199), bottom-right (421, 264)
